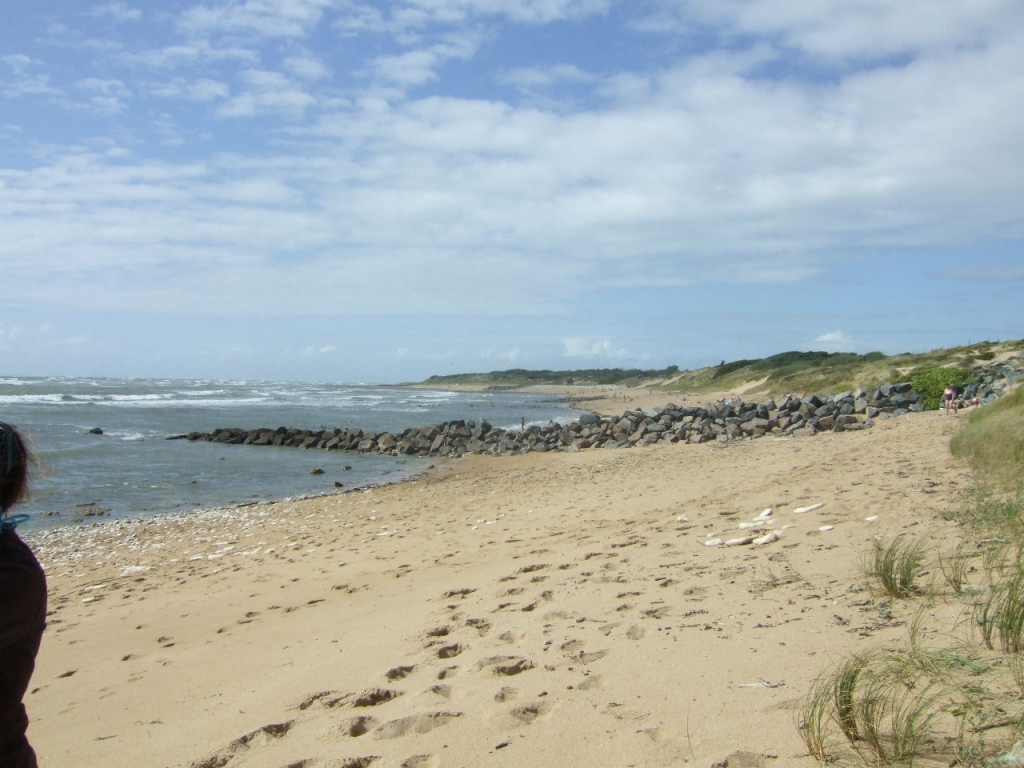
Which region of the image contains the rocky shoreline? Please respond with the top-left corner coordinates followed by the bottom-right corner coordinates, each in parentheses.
top-left (177, 357), bottom-right (1021, 459)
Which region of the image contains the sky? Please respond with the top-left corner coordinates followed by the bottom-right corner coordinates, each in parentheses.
top-left (1, 0), bottom-right (1022, 383)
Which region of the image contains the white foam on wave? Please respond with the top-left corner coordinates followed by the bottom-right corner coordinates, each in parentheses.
top-left (108, 431), bottom-right (148, 442)
top-left (0, 394), bottom-right (68, 405)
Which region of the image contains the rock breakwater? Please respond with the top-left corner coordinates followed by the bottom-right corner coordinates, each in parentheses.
top-left (179, 357), bottom-right (1021, 459)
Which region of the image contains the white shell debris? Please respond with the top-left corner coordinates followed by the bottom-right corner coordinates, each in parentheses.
top-left (704, 538), bottom-right (723, 547)
top-left (676, 514), bottom-right (690, 523)
top-left (819, 525), bottom-right (834, 532)
top-left (753, 531), bottom-right (781, 545)
top-left (725, 536), bottom-right (754, 547)
top-left (756, 508), bottom-right (774, 520)
top-left (738, 678), bottom-right (785, 689)
top-left (793, 503), bottom-right (825, 515)
top-left (865, 515), bottom-right (879, 522)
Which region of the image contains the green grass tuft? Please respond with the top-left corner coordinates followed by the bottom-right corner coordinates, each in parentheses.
top-left (864, 534), bottom-right (929, 599)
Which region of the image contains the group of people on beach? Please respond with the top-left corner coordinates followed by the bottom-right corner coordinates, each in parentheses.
top-left (0, 422), bottom-right (46, 767)
top-left (943, 385), bottom-right (981, 415)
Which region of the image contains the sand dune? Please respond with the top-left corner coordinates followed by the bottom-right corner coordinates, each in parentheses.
top-left (25, 402), bottom-right (968, 768)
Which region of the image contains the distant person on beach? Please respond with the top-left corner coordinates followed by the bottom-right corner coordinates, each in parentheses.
top-left (943, 385), bottom-right (955, 414)
top-left (0, 422), bottom-right (46, 768)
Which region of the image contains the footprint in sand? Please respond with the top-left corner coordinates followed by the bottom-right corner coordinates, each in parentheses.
top-left (192, 721), bottom-right (295, 768)
top-left (465, 618), bottom-right (492, 636)
top-left (296, 690), bottom-right (351, 710)
top-left (435, 643), bottom-right (465, 659)
top-left (474, 656), bottom-right (535, 676)
top-left (337, 758), bottom-right (379, 768)
top-left (577, 673), bottom-right (604, 691)
top-left (386, 665), bottom-right (416, 681)
top-left (353, 688), bottom-right (403, 707)
top-left (508, 700), bottom-right (552, 726)
top-left (517, 563), bottom-right (551, 574)
top-left (423, 683), bottom-right (452, 700)
top-left (442, 588), bottom-right (476, 600)
top-left (494, 686), bottom-right (519, 702)
top-left (436, 666), bottom-right (459, 680)
top-left (559, 641), bottom-right (609, 665)
top-left (401, 755), bottom-right (438, 768)
top-left (374, 712), bottom-right (462, 739)
top-left (339, 715), bottom-right (378, 737)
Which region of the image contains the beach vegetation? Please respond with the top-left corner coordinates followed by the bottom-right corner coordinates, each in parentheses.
top-left (683, 340), bottom-right (1022, 397)
top-left (800, 374), bottom-right (1024, 768)
top-left (750, 555), bottom-right (806, 594)
top-left (417, 340), bottom-right (1024, 398)
top-left (937, 541), bottom-right (975, 596)
top-left (950, 386), bottom-right (1024, 495)
top-left (863, 534), bottom-right (929, 599)
top-left (974, 563), bottom-right (1024, 654)
top-left (898, 367), bottom-right (975, 410)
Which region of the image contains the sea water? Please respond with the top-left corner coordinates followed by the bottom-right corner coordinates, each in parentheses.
top-left (0, 377), bottom-right (585, 532)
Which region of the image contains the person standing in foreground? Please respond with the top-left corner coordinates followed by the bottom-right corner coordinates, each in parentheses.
top-left (0, 422), bottom-right (46, 768)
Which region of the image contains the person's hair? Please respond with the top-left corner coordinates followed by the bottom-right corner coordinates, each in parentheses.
top-left (0, 422), bottom-right (32, 514)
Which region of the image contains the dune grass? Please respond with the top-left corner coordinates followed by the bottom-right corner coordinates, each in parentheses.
top-left (950, 386), bottom-right (1024, 496)
top-left (799, 380), bottom-right (1024, 767)
top-left (864, 534), bottom-right (929, 598)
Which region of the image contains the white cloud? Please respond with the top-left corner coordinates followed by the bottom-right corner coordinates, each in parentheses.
top-left (940, 264), bottom-right (1024, 281)
top-left (337, 0), bottom-right (610, 35)
top-left (217, 69), bottom-right (317, 118)
top-left (481, 347), bottom-right (522, 362)
top-left (369, 34), bottom-right (480, 87)
top-left (371, 49), bottom-right (444, 87)
top-left (91, 3), bottom-right (143, 23)
top-left (283, 54), bottom-right (332, 81)
top-left (178, 0), bottom-right (334, 40)
top-left (814, 331), bottom-right (855, 351)
top-left (563, 338), bottom-right (630, 360)
top-left (298, 344), bottom-right (337, 357)
top-left (150, 77), bottom-right (230, 101)
top-left (386, 346), bottom-right (462, 364)
top-left (638, 0), bottom-right (1022, 62)
top-left (0, 324), bottom-right (88, 354)
top-left (75, 78), bottom-right (131, 112)
top-left (499, 64), bottom-right (592, 92)
top-left (2, 54), bottom-right (33, 74)
top-left (0, 55), bottom-right (61, 98)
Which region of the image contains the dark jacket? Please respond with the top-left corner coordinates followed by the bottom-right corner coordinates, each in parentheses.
top-left (0, 527), bottom-right (47, 768)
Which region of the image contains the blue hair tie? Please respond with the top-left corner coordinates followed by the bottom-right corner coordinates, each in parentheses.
top-left (1, 514), bottom-right (29, 531)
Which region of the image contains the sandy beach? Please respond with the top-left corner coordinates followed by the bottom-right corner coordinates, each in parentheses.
top-left (24, 388), bottom-right (970, 768)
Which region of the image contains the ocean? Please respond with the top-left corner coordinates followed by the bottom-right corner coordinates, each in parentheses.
top-left (0, 377), bottom-right (585, 533)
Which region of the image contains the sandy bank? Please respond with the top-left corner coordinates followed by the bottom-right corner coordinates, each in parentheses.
top-left (421, 381), bottom-right (751, 417)
top-left (26, 407), bottom-right (968, 768)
